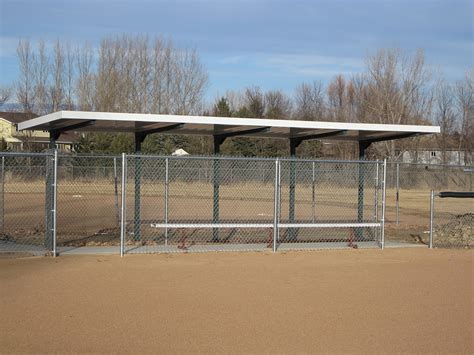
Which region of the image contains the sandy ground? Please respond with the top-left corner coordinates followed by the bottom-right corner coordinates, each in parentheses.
top-left (1, 249), bottom-right (472, 354)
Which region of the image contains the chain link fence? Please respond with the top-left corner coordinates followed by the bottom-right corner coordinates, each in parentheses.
top-left (123, 156), bottom-right (384, 253)
top-left (384, 162), bottom-right (473, 246)
top-left (56, 154), bottom-right (122, 251)
top-left (429, 191), bottom-right (473, 249)
top-left (2, 151), bottom-right (472, 257)
top-left (0, 153), bottom-right (51, 256)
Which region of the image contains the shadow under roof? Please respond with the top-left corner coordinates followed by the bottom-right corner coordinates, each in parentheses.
top-left (17, 110), bottom-right (440, 143)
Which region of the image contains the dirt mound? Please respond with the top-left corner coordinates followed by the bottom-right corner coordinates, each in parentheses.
top-left (435, 213), bottom-right (473, 248)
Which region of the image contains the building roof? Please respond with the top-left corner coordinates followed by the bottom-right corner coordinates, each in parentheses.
top-left (0, 111), bottom-right (38, 124)
top-left (17, 110), bottom-right (440, 143)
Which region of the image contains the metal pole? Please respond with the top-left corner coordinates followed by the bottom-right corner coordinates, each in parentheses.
top-left (273, 159), bottom-right (280, 252)
top-left (164, 157), bottom-right (169, 246)
top-left (120, 153), bottom-right (127, 257)
top-left (312, 161), bottom-right (315, 224)
top-left (429, 190), bottom-right (435, 249)
top-left (396, 163), bottom-right (400, 225)
top-left (52, 150), bottom-right (58, 257)
top-left (44, 141), bottom-right (56, 251)
top-left (113, 157), bottom-right (120, 227)
top-left (374, 160), bottom-right (379, 246)
top-left (374, 160), bottom-right (379, 222)
top-left (278, 160), bottom-right (281, 243)
top-left (381, 159), bottom-right (387, 250)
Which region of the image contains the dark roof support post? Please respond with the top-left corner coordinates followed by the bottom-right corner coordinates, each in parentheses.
top-left (288, 138), bottom-right (300, 242)
top-left (212, 136), bottom-right (224, 242)
top-left (133, 126), bottom-right (183, 243)
top-left (49, 131), bottom-right (60, 150)
top-left (44, 131), bottom-right (59, 250)
top-left (133, 133), bottom-right (146, 242)
top-left (211, 129), bottom-right (268, 243)
top-left (357, 141), bottom-right (372, 241)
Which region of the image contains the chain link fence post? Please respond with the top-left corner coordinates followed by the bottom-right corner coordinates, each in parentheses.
top-left (52, 150), bottom-right (58, 257)
top-left (44, 151), bottom-right (54, 251)
top-left (374, 160), bottom-right (379, 223)
top-left (429, 190), bottom-right (435, 249)
top-left (165, 157), bottom-right (169, 246)
top-left (396, 163), bottom-right (400, 225)
top-left (120, 153), bottom-right (127, 257)
top-left (134, 154), bottom-right (142, 241)
top-left (374, 160), bottom-right (380, 246)
top-left (212, 156), bottom-right (220, 242)
top-left (114, 157), bottom-right (119, 227)
top-left (273, 158), bottom-right (280, 252)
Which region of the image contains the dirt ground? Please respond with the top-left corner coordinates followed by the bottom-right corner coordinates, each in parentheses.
top-left (1, 249), bottom-right (472, 354)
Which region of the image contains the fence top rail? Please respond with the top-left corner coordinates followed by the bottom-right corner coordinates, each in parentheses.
top-left (126, 153), bottom-right (380, 164)
top-left (57, 153), bottom-right (122, 159)
top-left (0, 151), bottom-right (52, 157)
top-left (2, 150), bottom-right (471, 168)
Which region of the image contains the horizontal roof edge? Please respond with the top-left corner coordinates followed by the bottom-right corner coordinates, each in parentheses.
top-left (17, 110), bottom-right (441, 138)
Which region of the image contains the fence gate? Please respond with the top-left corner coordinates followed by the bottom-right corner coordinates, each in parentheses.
top-left (0, 152), bottom-right (53, 256)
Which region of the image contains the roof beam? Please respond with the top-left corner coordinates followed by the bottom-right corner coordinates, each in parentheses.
top-left (136, 123), bottom-right (184, 135)
top-left (214, 126), bottom-right (270, 145)
top-left (290, 129), bottom-right (348, 148)
top-left (135, 123), bottom-right (185, 144)
top-left (50, 120), bottom-right (96, 139)
top-left (358, 132), bottom-right (420, 144)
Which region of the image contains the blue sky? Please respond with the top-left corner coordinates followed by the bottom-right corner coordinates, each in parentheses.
top-left (1, 0), bottom-right (473, 100)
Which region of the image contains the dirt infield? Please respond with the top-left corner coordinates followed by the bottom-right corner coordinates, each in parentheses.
top-left (1, 249), bottom-right (472, 353)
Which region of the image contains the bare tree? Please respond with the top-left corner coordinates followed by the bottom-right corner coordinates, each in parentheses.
top-left (150, 37), bottom-right (165, 113)
top-left (244, 87), bottom-right (265, 118)
top-left (455, 70), bottom-right (474, 164)
top-left (35, 39), bottom-right (49, 114)
top-left (294, 81), bottom-right (324, 121)
top-left (64, 43), bottom-right (75, 110)
top-left (358, 48), bottom-right (432, 158)
top-left (95, 37), bottom-right (123, 112)
top-left (76, 42), bottom-right (95, 111)
top-left (16, 39), bottom-right (36, 112)
top-left (223, 90), bottom-right (245, 113)
top-left (173, 48), bottom-right (208, 115)
top-left (0, 86), bottom-right (11, 108)
top-left (265, 90), bottom-right (292, 119)
top-left (327, 75), bottom-right (346, 122)
top-left (49, 40), bottom-right (65, 111)
top-left (434, 78), bottom-right (456, 163)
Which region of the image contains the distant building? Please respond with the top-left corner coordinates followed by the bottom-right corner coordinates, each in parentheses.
top-left (399, 148), bottom-right (472, 166)
top-left (0, 112), bottom-right (77, 152)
